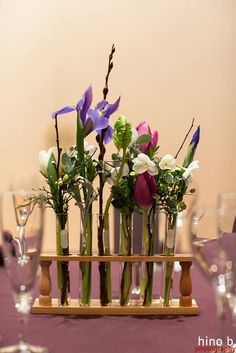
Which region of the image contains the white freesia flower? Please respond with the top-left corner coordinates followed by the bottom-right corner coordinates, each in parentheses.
top-left (159, 154), bottom-right (176, 170)
top-left (183, 160), bottom-right (199, 180)
top-left (132, 153), bottom-right (158, 176)
top-left (107, 163), bottom-right (129, 185)
top-left (39, 146), bottom-right (65, 177)
top-left (84, 141), bottom-right (96, 155)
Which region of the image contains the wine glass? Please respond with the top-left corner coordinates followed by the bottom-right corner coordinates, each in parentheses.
top-left (0, 191), bottom-right (47, 353)
top-left (218, 192), bottom-right (236, 235)
top-left (190, 207), bottom-right (227, 318)
top-left (217, 193), bottom-right (236, 330)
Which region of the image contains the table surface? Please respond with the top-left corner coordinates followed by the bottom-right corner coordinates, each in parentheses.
top-left (0, 262), bottom-right (234, 353)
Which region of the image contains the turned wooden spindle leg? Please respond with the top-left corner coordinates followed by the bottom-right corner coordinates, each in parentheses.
top-left (39, 261), bottom-right (52, 306)
top-left (179, 261), bottom-right (192, 307)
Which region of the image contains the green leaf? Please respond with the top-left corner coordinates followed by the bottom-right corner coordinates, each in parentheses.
top-left (76, 112), bottom-right (85, 178)
top-left (113, 116), bottom-right (132, 151)
top-left (164, 173), bottom-right (174, 185)
top-left (64, 165), bottom-right (73, 174)
top-left (47, 154), bottom-right (58, 184)
top-left (68, 185), bottom-right (82, 205)
top-left (62, 153), bottom-right (72, 167)
top-left (166, 199), bottom-right (177, 209)
top-left (47, 154), bottom-right (59, 209)
top-left (136, 134), bottom-right (151, 145)
top-left (178, 201), bottom-right (186, 211)
top-left (112, 153), bottom-right (120, 161)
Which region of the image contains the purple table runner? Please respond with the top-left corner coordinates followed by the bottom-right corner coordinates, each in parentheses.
top-left (0, 264), bottom-right (234, 353)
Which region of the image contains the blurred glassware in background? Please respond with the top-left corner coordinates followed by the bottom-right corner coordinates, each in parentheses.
top-left (218, 192), bottom-right (236, 234)
top-left (189, 207), bottom-right (227, 320)
top-left (0, 191), bottom-right (47, 353)
top-left (0, 174), bottom-right (41, 267)
top-left (9, 173), bottom-right (40, 193)
top-left (217, 192), bottom-right (236, 346)
top-left (175, 181), bottom-right (198, 253)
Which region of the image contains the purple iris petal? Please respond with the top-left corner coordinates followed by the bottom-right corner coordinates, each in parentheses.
top-left (94, 100), bottom-right (107, 111)
top-left (96, 126), bottom-right (112, 143)
top-left (76, 85), bottom-right (93, 124)
top-left (87, 109), bottom-right (109, 130)
top-left (103, 97), bottom-right (120, 119)
top-left (95, 97), bottom-right (120, 119)
top-left (103, 125), bottom-right (114, 144)
top-left (51, 106), bottom-right (75, 119)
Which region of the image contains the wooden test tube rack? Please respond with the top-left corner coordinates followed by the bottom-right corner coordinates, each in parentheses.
top-left (32, 254), bottom-right (199, 316)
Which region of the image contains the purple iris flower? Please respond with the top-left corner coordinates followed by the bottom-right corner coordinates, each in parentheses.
top-left (84, 109), bottom-right (109, 136)
top-left (182, 125), bottom-right (200, 168)
top-left (51, 86), bottom-right (120, 143)
top-left (191, 125), bottom-right (200, 146)
top-left (95, 97), bottom-right (120, 144)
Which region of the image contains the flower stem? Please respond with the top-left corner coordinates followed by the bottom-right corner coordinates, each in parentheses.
top-left (97, 130), bottom-right (110, 306)
top-left (163, 213), bottom-right (177, 306)
top-left (56, 213), bottom-right (70, 306)
top-left (104, 149), bottom-right (127, 220)
top-left (75, 111), bottom-right (92, 305)
top-left (120, 212), bottom-right (132, 306)
top-left (80, 211), bottom-right (92, 305)
top-left (163, 249), bottom-right (174, 306)
top-left (141, 209), bottom-right (154, 306)
top-left (54, 115), bottom-right (61, 178)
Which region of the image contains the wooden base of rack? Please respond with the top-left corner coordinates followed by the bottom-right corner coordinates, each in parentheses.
top-left (32, 254), bottom-right (199, 316)
top-left (32, 298), bottom-right (199, 315)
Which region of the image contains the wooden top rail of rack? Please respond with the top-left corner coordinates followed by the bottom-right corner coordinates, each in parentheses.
top-left (39, 254), bottom-right (194, 262)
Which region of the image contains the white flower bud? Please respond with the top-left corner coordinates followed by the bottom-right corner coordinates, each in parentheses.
top-left (39, 146), bottom-right (66, 177)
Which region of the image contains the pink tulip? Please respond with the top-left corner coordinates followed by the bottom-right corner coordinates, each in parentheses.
top-left (134, 172), bottom-right (157, 209)
top-left (136, 121), bottom-right (158, 153)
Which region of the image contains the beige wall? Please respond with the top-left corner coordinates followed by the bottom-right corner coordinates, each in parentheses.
top-left (0, 0), bottom-right (235, 251)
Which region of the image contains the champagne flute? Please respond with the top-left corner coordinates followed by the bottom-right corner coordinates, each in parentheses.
top-left (0, 191), bottom-right (47, 353)
top-left (190, 207), bottom-right (227, 318)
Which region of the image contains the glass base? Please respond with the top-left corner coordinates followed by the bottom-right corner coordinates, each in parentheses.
top-left (0, 342), bottom-right (48, 353)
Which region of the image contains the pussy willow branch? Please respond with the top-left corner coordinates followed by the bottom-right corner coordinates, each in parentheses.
top-left (175, 118), bottom-right (195, 159)
top-left (97, 43), bottom-right (116, 235)
top-left (103, 44), bottom-right (115, 100)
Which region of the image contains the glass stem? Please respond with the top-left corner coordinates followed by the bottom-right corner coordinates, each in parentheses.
top-left (17, 225), bottom-right (26, 257)
top-left (17, 309), bottom-right (29, 350)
